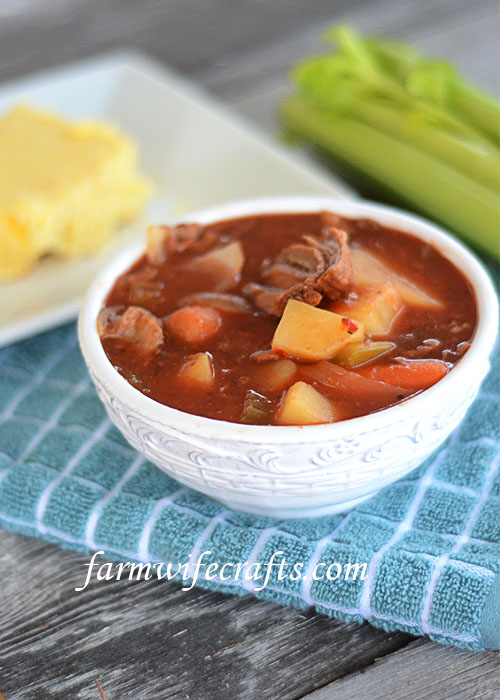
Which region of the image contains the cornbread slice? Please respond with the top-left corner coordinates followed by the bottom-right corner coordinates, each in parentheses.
top-left (0, 105), bottom-right (152, 280)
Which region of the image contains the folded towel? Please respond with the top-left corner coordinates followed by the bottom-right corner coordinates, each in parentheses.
top-left (1, 265), bottom-right (499, 651)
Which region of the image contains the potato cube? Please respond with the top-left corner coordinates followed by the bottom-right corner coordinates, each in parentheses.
top-left (351, 247), bottom-right (442, 309)
top-left (147, 225), bottom-right (172, 265)
top-left (254, 359), bottom-right (297, 393)
top-left (179, 352), bottom-right (214, 388)
top-left (277, 381), bottom-right (334, 425)
top-left (189, 241), bottom-right (245, 292)
top-left (272, 299), bottom-right (363, 362)
top-left (329, 284), bottom-right (403, 336)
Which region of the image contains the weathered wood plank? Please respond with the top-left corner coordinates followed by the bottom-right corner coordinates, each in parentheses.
top-left (301, 639), bottom-right (500, 700)
top-left (0, 0), bottom-right (498, 94)
top-left (0, 531), bottom-right (411, 699)
top-left (0, 0), bottom-right (369, 83)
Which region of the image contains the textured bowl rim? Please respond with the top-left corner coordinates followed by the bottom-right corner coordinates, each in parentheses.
top-left (78, 195), bottom-right (498, 444)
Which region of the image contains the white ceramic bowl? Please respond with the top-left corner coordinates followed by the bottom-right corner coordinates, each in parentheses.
top-left (78, 197), bottom-right (498, 519)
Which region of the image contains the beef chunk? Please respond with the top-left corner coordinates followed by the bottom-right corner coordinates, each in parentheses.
top-left (146, 223), bottom-right (217, 264)
top-left (99, 305), bottom-right (164, 356)
top-left (243, 283), bottom-right (285, 317)
top-left (242, 282), bottom-right (322, 317)
top-left (243, 211), bottom-right (354, 315)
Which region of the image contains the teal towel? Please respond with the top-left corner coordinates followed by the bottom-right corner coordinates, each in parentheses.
top-left (0, 266), bottom-right (499, 651)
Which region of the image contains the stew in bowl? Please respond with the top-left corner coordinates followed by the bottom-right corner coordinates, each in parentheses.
top-left (97, 210), bottom-right (476, 426)
top-left (79, 197), bottom-right (497, 517)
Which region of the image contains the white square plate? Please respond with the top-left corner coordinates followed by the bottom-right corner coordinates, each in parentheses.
top-left (0, 51), bottom-right (351, 348)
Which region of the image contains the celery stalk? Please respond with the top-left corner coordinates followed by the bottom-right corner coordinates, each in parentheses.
top-left (282, 26), bottom-right (500, 259)
top-left (453, 84), bottom-right (500, 146)
top-left (348, 99), bottom-right (500, 193)
top-left (363, 36), bottom-right (500, 145)
top-left (293, 48), bottom-right (495, 148)
top-left (281, 96), bottom-right (500, 259)
top-left (336, 341), bottom-right (395, 367)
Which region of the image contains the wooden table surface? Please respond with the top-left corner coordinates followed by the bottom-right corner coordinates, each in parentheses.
top-left (0, 1), bottom-right (499, 698)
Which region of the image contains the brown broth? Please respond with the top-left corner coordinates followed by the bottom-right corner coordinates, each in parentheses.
top-left (100, 213), bottom-right (477, 424)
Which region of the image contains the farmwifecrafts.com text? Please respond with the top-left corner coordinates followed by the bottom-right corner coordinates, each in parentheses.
top-left (75, 550), bottom-right (368, 592)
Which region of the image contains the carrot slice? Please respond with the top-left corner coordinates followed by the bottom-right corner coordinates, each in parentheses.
top-left (299, 361), bottom-right (410, 406)
top-left (356, 359), bottom-right (449, 391)
top-left (166, 305), bottom-right (222, 344)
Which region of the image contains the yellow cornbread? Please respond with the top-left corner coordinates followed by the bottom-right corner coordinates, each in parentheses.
top-left (0, 105), bottom-right (152, 280)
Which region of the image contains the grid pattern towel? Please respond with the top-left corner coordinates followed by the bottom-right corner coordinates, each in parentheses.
top-left (0, 269), bottom-right (499, 651)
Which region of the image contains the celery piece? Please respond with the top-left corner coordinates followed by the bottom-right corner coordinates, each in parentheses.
top-left (281, 97), bottom-right (500, 260)
top-left (335, 341), bottom-right (395, 367)
top-left (241, 390), bottom-right (273, 425)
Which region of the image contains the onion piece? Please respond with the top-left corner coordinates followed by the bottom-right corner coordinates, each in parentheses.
top-left (299, 361), bottom-right (410, 406)
top-left (180, 292), bottom-right (253, 314)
